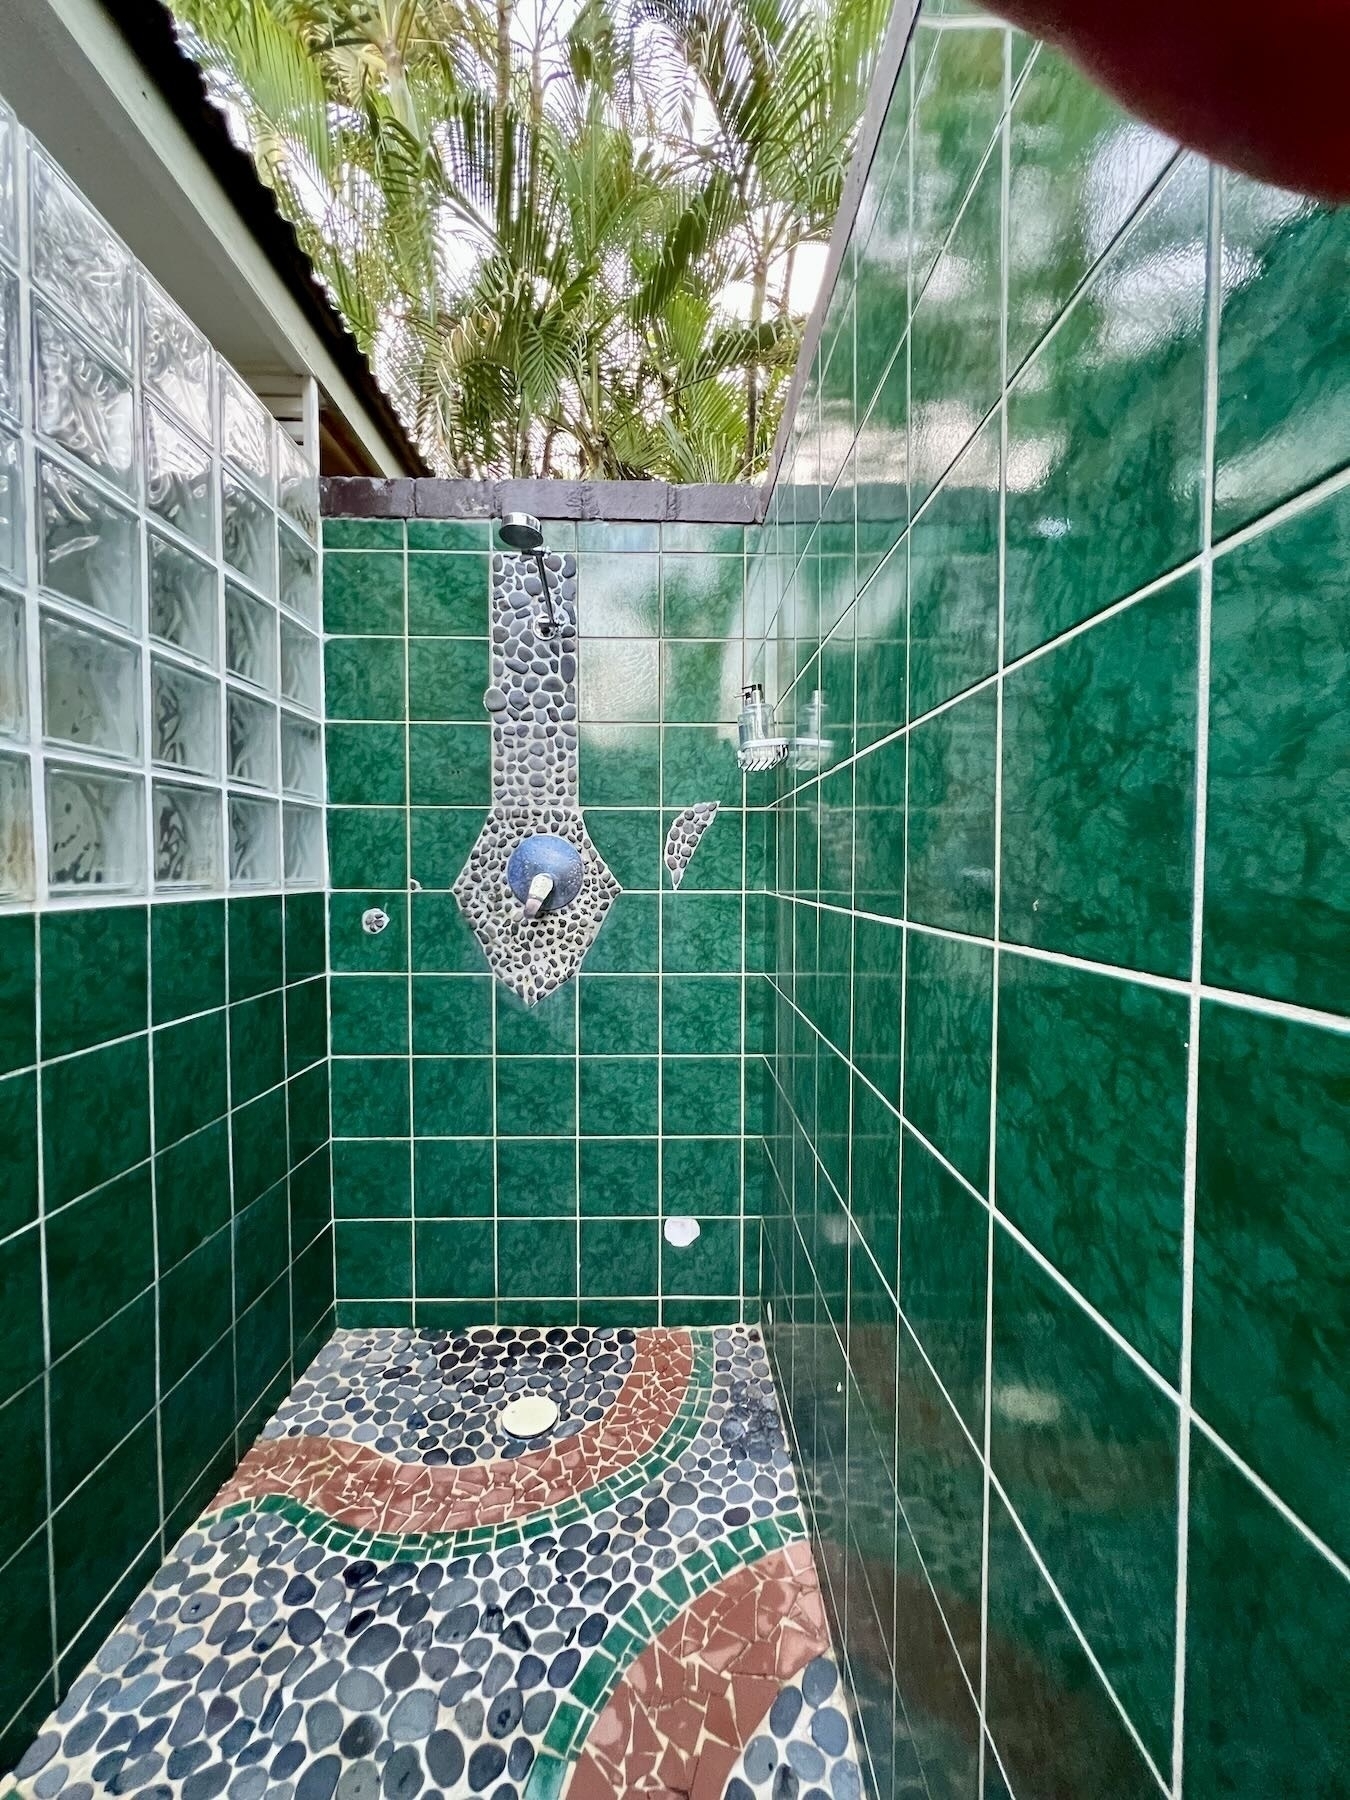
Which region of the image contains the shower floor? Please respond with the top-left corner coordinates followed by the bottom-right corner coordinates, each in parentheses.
top-left (7, 1326), bottom-right (863, 1800)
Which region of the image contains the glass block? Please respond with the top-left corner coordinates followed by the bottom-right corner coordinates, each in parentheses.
top-left (144, 403), bottom-right (213, 550)
top-left (30, 147), bottom-right (133, 361)
top-left (34, 303), bottom-right (135, 493)
top-left (277, 429), bottom-right (318, 542)
top-left (0, 751), bottom-right (34, 900)
top-left (227, 685), bottom-right (277, 789)
top-left (153, 779), bottom-right (222, 888)
top-left (41, 610), bottom-right (141, 760)
top-left (279, 522), bottom-right (319, 622)
top-left (0, 269), bottom-right (18, 422)
top-left (0, 425), bottom-right (21, 580)
top-left (151, 657), bottom-right (219, 777)
top-left (280, 709), bottom-right (322, 798)
top-left (140, 276), bottom-right (212, 441)
top-left (0, 584), bottom-right (26, 739)
top-left (283, 801), bottom-right (323, 884)
top-left (46, 760), bottom-right (144, 892)
top-left (279, 616), bottom-right (320, 714)
top-left (229, 792), bottom-right (279, 886)
top-left (219, 364), bottom-right (273, 498)
top-left (225, 581), bottom-right (276, 689)
top-left (148, 530), bottom-right (216, 665)
top-left (38, 455), bottom-right (139, 626)
top-left (221, 469), bottom-right (275, 595)
top-left (0, 102), bottom-right (16, 267)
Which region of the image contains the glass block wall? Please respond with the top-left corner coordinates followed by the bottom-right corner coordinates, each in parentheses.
top-left (322, 516), bottom-right (760, 1325)
top-left (0, 99), bottom-right (324, 900)
top-left (746, 6), bottom-right (1350, 1799)
top-left (0, 97), bottom-right (333, 1762)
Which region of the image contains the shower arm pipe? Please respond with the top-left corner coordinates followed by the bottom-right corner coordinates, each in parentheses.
top-left (532, 547), bottom-right (562, 635)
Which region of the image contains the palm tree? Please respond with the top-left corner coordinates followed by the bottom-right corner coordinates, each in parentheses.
top-left (169, 0), bottom-right (888, 479)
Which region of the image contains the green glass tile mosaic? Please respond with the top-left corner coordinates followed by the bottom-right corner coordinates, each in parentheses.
top-left (322, 518), bottom-right (404, 549)
top-left (1000, 571), bottom-right (1198, 978)
top-left (1183, 1434), bottom-right (1348, 1796)
top-left (497, 1137), bottom-right (577, 1217)
top-left (1204, 487), bottom-right (1350, 1012)
top-left (908, 419), bottom-right (999, 720)
top-left (579, 974), bottom-right (658, 1054)
top-left (910, 138), bottom-right (1003, 510)
top-left (906, 684), bottom-right (996, 936)
top-left (42, 1035), bottom-right (150, 1209)
top-left (409, 807), bottom-right (480, 889)
top-left (579, 639), bottom-right (661, 723)
top-left (580, 1056), bottom-right (658, 1137)
top-left (580, 1218), bottom-right (659, 1296)
top-left (325, 635), bottom-right (406, 720)
top-left (0, 914), bottom-right (37, 1078)
top-left (156, 1118), bottom-right (231, 1269)
top-left (328, 806), bottom-right (407, 890)
top-left (997, 953), bottom-right (1187, 1378)
top-left (992, 1231), bottom-right (1179, 1766)
top-left (898, 1130), bottom-right (987, 1437)
top-left (150, 899), bottom-right (226, 1025)
top-left (406, 550), bottom-right (489, 633)
top-left (1214, 175), bottom-right (1350, 537)
top-left (331, 975), bottom-right (408, 1056)
top-left (415, 1055), bottom-right (493, 1136)
top-left (322, 550), bottom-right (405, 634)
top-left (1192, 1002), bottom-right (1350, 1564)
top-left (1004, 156), bottom-right (1208, 660)
top-left (579, 1137), bottom-right (658, 1215)
top-left (335, 1220), bottom-right (412, 1300)
top-left (408, 722), bottom-right (491, 805)
top-left (153, 1009), bottom-right (228, 1146)
top-left (496, 984), bottom-right (576, 1054)
top-left (408, 636), bottom-right (488, 722)
top-left (498, 1218), bottom-right (578, 1301)
top-left (662, 891), bottom-right (741, 974)
top-left (902, 931), bottom-right (992, 1193)
top-left (416, 1219), bottom-right (494, 1298)
top-left (327, 724), bottom-right (407, 806)
top-left (1006, 48), bottom-right (1177, 373)
top-left (0, 1071), bottom-right (39, 1242)
top-left (0, 1225), bottom-right (45, 1404)
top-left (985, 1492), bottom-right (1162, 1799)
top-left (228, 897), bottom-right (284, 1001)
top-left (40, 905), bottom-right (147, 1061)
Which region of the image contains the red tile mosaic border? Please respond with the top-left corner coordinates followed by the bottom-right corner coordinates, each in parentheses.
top-left (567, 1541), bottom-right (830, 1800)
top-left (212, 1328), bottom-right (693, 1534)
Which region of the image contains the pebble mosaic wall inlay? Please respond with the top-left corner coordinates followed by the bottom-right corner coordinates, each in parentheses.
top-left (5, 1326), bottom-right (864, 1800)
top-left (663, 801), bottom-right (720, 889)
top-left (453, 553), bottom-right (619, 1004)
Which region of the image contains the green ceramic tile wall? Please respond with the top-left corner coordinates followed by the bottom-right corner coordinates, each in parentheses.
top-left (322, 517), bottom-right (755, 1327)
top-left (747, 6), bottom-right (1350, 1799)
top-left (0, 893), bottom-right (333, 1765)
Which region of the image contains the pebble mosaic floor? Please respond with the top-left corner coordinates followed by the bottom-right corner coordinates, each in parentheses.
top-left (5, 1326), bottom-right (864, 1800)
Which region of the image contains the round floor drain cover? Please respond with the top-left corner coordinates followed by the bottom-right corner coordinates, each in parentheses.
top-left (499, 1395), bottom-right (561, 1439)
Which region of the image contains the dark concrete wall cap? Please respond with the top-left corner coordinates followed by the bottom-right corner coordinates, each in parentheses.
top-left (322, 476), bottom-right (761, 524)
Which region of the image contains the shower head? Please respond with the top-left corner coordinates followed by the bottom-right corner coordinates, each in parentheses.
top-left (498, 512), bottom-right (545, 554)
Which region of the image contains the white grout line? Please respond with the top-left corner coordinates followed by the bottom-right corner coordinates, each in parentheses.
top-left (1170, 161), bottom-right (1222, 1798)
top-left (979, 54), bottom-right (1013, 1793)
top-left (403, 533), bottom-right (417, 1326)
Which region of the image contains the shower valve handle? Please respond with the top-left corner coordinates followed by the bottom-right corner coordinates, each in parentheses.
top-left (522, 873), bottom-right (555, 921)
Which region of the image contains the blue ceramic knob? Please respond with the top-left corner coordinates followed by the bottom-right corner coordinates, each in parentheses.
top-left (507, 834), bottom-right (584, 917)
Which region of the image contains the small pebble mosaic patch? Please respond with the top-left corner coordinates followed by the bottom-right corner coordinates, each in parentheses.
top-left (5, 1327), bottom-right (863, 1800)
